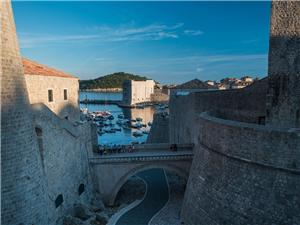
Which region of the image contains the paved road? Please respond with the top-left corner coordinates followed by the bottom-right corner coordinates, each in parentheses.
top-left (116, 168), bottom-right (169, 225)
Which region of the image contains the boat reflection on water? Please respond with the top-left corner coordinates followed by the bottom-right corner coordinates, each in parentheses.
top-left (80, 106), bottom-right (155, 145)
top-left (103, 106), bottom-right (153, 145)
top-left (79, 91), bottom-right (167, 145)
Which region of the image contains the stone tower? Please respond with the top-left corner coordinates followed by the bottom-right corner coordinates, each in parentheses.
top-left (266, 1), bottom-right (300, 128)
top-left (1, 1), bottom-right (47, 224)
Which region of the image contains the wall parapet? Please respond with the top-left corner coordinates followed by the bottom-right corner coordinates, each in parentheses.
top-left (198, 111), bottom-right (300, 171)
top-left (89, 152), bottom-right (193, 164)
top-left (31, 103), bottom-right (82, 138)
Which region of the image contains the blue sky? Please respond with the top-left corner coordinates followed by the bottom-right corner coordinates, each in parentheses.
top-left (13, 1), bottom-right (271, 84)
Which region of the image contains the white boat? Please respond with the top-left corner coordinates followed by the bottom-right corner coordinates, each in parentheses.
top-left (104, 128), bottom-right (116, 133)
top-left (81, 108), bottom-right (88, 115)
top-left (133, 130), bottom-right (143, 137)
top-left (116, 119), bottom-right (123, 125)
top-left (122, 124), bottom-right (131, 130)
top-left (136, 105), bottom-right (144, 109)
top-left (117, 114), bottom-right (124, 119)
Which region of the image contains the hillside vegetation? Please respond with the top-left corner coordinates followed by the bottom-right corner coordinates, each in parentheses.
top-left (79, 72), bottom-right (150, 90)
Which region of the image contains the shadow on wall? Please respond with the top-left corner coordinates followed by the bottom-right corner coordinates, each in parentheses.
top-left (56, 101), bottom-right (81, 122)
top-left (267, 35), bottom-right (300, 128)
top-left (29, 102), bottom-right (95, 225)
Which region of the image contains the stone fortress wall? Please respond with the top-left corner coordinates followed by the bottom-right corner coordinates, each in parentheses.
top-left (147, 112), bottom-right (170, 143)
top-left (169, 78), bottom-right (268, 145)
top-left (150, 88), bottom-right (169, 103)
top-left (1, 1), bottom-right (96, 224)
top-left (1, 1), bottom-right (48, 224)
top-left (25, 73), bottom-right (80, 122)
top-left (122, 79), bottom-right (155, 106)
top-left (175, 2), bottom-right (300, 225)
top-left (266, 1), bottom-right (300, 128)
top-left (31, 103), bottom-right (95, 225)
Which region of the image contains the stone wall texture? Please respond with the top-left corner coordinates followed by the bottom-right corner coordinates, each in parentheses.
top-left (266, 1), bottom-right (300, 128)
top-left (1, 1), bottom-right (47, 224)
top-left (122, 80), bottom-right (155, 105)
top-left (25, 74), bottom-right (80, 122)
top-left (169, 78), bottom-right (268, 145)
top-left (147, 112), bottom-right (170, 143)
top-left (179, 2), bottom-right (300, 225)
top-left (150, 89), bottom-right (169, 102)
top-left (1, 2), bottom-right (95, 224)
top-left (31, 104), bottom-right (94, 225)
top-left (181, 112), bottom-right (300, 225)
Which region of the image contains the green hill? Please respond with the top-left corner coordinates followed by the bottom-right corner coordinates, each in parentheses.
top-left (79, 72), bottom-right (150, 90)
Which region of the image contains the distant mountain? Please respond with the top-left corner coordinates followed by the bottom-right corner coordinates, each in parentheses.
top-left (79, 72), bottom-right (150, 90)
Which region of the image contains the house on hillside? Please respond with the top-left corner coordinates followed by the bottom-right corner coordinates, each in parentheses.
top-left (170, 79), bottom-right (216, 96)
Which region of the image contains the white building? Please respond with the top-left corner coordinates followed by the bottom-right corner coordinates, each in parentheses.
top-left (122, 80), bottom-right (155, 106)
top-left (23, 58), bottom-right (80, 122)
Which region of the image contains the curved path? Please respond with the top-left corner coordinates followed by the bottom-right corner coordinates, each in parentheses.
top-left (116, 168), bottom-right (169, 225)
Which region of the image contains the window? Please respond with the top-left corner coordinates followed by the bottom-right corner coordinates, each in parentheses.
top-left (63, 89), bottom-right (68, 100)
top-left (78, 184), bottom-right (85, 196)
top-left (55, 194), bottom-right (63, 208)
top-left (258, 116), bottom-right (266, 125)
top-left (48, 90), bottom-right (53, 102)
top-left (35, 127), bottom-right (44, 162)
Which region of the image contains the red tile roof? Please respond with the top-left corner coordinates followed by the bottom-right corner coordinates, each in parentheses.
top-left (23, 58), bottom-right (77, 79)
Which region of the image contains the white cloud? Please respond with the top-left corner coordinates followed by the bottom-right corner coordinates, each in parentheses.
top-left (196, 67), bottom-right (203, 72)
top-left (184, 29), bottom-right (203, 36)
top-left (19, 22), bottom-right (204, 48)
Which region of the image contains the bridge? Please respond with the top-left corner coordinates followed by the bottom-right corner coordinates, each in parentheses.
top-left (89, 143), bottom-right (194, 206)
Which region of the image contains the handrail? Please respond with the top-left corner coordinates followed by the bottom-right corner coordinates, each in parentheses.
top-left (89, 152), bottom-right (193, 164)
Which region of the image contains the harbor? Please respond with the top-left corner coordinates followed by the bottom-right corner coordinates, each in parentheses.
top-left (80, 91), bottom-right (168, 145)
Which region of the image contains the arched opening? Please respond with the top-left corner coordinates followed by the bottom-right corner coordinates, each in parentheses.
top-left (78, 183), bottom-right (85, 196)
top-left (110, 166), bottom-right (188, 224)
top-left (109, 164), bottom-right (189, 206)
top-left (55, 194), bottom-right (64, 208)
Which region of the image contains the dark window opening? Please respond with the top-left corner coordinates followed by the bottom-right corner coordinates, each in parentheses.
top-left (64, 89), bottom-right (68, 100)
top-left (78, 184), bottom-right (85, 196)
top-left (35, 127), bottom-right (44, 162)
top-left (35, 127), bottom-right (42, 137)
top-left (48, 90), bottom-right (53, 102)
top-left (258, 116), bottom-right (266, 125)
top-left (65, 116), bottom-right (69, 120)
top-left (55, 194), bottom-right (63, 208)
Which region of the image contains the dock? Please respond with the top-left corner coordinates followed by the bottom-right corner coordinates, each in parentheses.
top-left (80, 99), bottom-right (122, 105)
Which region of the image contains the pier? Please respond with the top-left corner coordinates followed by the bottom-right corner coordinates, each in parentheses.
top-left (80, 99), bottom-right (122, 105)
